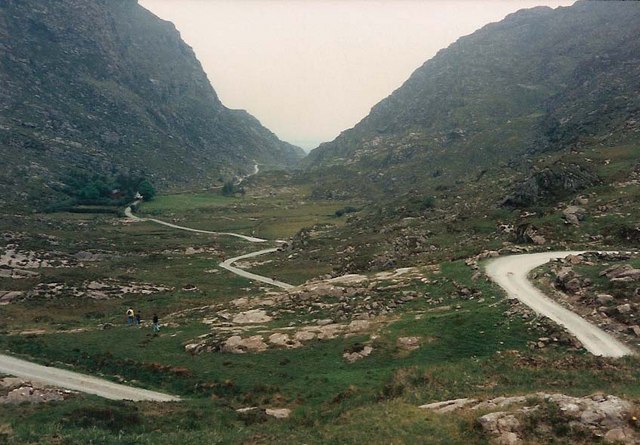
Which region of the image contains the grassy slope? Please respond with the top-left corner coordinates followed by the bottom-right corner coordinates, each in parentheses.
top-left (0, 188), bottom-right (637, 444)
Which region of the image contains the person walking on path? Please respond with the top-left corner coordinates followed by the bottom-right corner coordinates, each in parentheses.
top-left (152, 314), bottom-right (160, 333)
top-left (135, 310), bottom-right (141, 327)
top-left (126, 307), bottom-right (134, 325)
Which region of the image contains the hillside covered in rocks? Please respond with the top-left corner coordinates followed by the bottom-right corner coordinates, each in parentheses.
top-left (0, 0), bottom-right (304, 210)
top-left (303, 1), bottom-right (640, 199)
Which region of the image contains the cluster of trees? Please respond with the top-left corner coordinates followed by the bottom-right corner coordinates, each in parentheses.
top-left (46, 171), bottom-right (156, 212)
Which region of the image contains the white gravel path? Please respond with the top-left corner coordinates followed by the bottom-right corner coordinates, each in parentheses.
top-left (0, 354), bottom-right (180, 401)
top-left (124, 205), bottom-right (267, 243)
top-left (485, 251), bottom-right (633, 358)
top-left (220, 248), bottom-right (294, 290)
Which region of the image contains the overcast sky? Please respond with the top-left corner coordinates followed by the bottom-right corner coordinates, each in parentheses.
top-left (139, 0), bottom-right (576, 150)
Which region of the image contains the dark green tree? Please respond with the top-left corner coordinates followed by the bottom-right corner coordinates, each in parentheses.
top-left (137, 179), bottom-right (156, 200)
top-left (221, 181), bottom-right (235, 197)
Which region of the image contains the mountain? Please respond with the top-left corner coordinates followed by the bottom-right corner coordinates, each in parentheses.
top-left (0, 0), bottom-right (304, 209)
top-left (303, 1), bottom-right (640, 198)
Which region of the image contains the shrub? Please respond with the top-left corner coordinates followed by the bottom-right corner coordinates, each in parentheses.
top-left (335, 206), bottom-right (358, 217)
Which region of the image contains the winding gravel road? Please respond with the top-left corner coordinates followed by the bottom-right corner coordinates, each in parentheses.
top-left (220, 248), bottom-right (294, 290)
top-left (0, 190), bottom-right (284, 401)
top-left (486, 251), bottom-right (633, 358)
top-left (0, 354), bottom-right (180, 401)
top-left (125, 205), bottom-right (267, 243)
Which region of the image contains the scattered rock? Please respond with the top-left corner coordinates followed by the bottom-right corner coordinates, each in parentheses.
top-left (265, 408), bottom-right (291, 419)
top-left (562, 206), bottom-right (586, 226)
top-left (268, 333), bottom-right (302, 349)
top-left (420, 393), bottom-right (638, 444)
top-left (222, 335), bottom-right (268, 354)
top-left (232, 309), bottom-right (272, 324)
top-left (293, 331), bottom-right (316, 342)
top-left (0, 378), bottom-right (74, 404)
top-left (419, 398), bottom-right (477, 413)
top-left (616, 304), bottom-right (632, 314)
top-left (343, 345), bottom-right (373, 363)
top-left (604, 427), bottom-right (634, 444)
top-left (478, 412), bottom-right (522, 445)
top-left (597, 294), bottom-right (615, 305)
top-left (396, 336), bottom-right (420, 351)
top-left (182, 284), bottom-right (198, 292)
top-left (0, 291), bottom-right (23, 305)
top-left (601, 265), bottom-right (640, 281)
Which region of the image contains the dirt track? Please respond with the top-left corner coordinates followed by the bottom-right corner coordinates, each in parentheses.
top-left (220, 248), bottom-right (294, 289)
top-left (485, 251), bottom-right (633, 358)
top-left (0, 353), bottom-right (180, 401)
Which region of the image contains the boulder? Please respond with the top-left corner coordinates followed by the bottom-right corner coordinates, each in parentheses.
top-left (293, 331), bottom-right (316, 342)
top-left (1, 385), bottom-right (68, 404)
top-left (232, 309), bottom-right (272, 324)
top-left (397, 336), bottom-right (420, 351)
top-left (222, 335), bottom-right (268, 354)
top-left (597, 294), bottom-right (615, 305)
top-left (562, 206), bottom-right (586, 226)
top-left (604, 427), bottom-right (634, 444)
top-left (602, 265), bottom-right (638, 280)
top-left (616, 304), bottom-right (632, 314)
top-left (566, 254), bottom-right (583, 265)
top-left (265, 408), bottom-right (291, 419)
top-left (419, 398), bottom-right (477, 413)
top-left (268, 333), bottom-right (302, 349)
top-left (343, 346), bottom-right (373, 363)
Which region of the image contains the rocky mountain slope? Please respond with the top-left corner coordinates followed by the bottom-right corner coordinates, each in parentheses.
top-left (303, 1), bottom-right (640, 198)
top-left (0, 0), bottom-right (303, 210)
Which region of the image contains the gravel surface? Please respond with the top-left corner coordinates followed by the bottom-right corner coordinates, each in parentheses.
top-left (0, 354), bottom-right (180, 401)
top-left (486, 251), bottom-right (633, 358)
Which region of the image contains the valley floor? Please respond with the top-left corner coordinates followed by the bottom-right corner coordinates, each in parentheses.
top-left (0, 185), bottom-right (638, 444)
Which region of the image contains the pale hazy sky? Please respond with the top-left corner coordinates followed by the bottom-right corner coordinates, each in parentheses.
top-left (139, 0), bottom-right (575, 150)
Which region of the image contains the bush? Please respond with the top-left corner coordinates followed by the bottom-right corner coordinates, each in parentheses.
top-left (64, 404), bottom-right (142, 432)
top-left (421, 196), bottom-right (435, 210)
top-left (137, 179), bottom-right (156, 200)
top-left (335, 206), bottom-right (358, 217)
top-left (221, 181), bottom-right (244, 197)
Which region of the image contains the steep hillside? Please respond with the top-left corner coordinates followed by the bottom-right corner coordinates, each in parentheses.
top-left (0, 0), bottom-right (303, 210)
top-left (304, 1), bottom-right (640, 198)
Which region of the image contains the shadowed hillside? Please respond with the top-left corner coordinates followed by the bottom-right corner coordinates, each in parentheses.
top-left (304, 1), bottom-right (640, 199)
top-left (0, 0), bottom-right (304, 210)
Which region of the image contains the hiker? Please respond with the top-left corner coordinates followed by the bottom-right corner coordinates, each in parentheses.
top-left (135, 310), bottom-right (141, 326)
top-left (126, 307), bottom-right (134, 325)
top-left (152, 313), bottom-right (160, 333)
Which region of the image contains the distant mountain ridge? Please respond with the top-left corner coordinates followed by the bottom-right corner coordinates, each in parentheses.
top-left (304, 1), bottom-right (640, 196)
top-left (0, 0), bottom-right (303, 209)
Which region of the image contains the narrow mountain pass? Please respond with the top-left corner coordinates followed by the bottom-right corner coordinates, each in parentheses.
top-left (485, 251), bottom-right (634, 358)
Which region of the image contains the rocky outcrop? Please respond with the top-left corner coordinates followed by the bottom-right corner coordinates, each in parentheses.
top-left (545, 252), bottom-right (640, 344)
top-left (304, 2), bottom-right (637, 203)
top-left (503, 165), bottom-right (600, 208)
top-left (420, 393), bottom-right (639, 445)
top-left (0, 377), bottom-right (75, 404)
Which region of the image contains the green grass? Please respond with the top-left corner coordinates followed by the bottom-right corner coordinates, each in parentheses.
top-left (2, 178), bottom-right (640, 444)
top-left (136, 191), bottom-right (354, 240)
